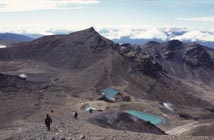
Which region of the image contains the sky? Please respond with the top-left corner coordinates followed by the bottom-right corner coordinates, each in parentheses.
top-left (0, 0), bottom-right (214, 41)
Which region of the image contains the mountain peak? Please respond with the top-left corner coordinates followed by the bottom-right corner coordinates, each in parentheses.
top-left (78, 27), bottom-right (97, 34)
top-left (167, 39), bottom-right (183, 46)
top-left (144, 41), bottom-right (161, 47)
top-left (67, 27), bottom-right (99, 38)
top-left (88, 27), bottom-right (96, 32)
top-left (164, 39), bottom-right (183, 51)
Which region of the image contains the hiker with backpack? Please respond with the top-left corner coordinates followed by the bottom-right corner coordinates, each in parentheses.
top-left (45, 114), bottom-right (53, 131)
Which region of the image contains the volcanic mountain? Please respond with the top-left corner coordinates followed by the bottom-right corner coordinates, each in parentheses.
top-left (142, 40), bottom-right (214, 82)
top-left (0, 27), bottom-right (214, 139)
top-left (0, 27), bottom-right (212, 107)
top-left (141, 40), bottom-right (214, 104)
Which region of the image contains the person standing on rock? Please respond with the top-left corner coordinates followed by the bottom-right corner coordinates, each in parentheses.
top-left (73, 112), bottom-right (78, 119)
top-left (45, 114), bottom-right (52, 131)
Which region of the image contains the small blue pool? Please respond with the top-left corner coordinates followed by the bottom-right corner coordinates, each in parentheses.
top-left (102, 88), bottom-right (119, 99)
top-left (125, 110), bottom-right (165, 125)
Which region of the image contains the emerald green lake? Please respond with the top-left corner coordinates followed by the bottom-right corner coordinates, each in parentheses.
top-left (125, 110), bottom-right (165, 125)
top-left (102, 88), bottom-right (119, 99)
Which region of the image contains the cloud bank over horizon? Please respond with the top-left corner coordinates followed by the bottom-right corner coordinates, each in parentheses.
top-left (0, 25), bottom-right (214, 43)
top-left (97, 26), bottom-right (214, 42)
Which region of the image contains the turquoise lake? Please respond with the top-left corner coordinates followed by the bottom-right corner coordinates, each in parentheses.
top-left (102, 88), bottom-right (119, 99)
top-left (125, 110), bottom-right (165, 125)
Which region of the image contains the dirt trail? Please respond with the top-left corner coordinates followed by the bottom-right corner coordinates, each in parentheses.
top-left (166, 121), bottom-right (211, 135)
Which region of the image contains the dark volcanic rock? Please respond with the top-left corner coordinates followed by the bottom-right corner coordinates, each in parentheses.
top-left (163, 40), bottom-right (183, 51)
top-left (142, 40), bottom-right (214, 84)
top-left (0, 73), bottom-right (25, 84)
top-left (183, 44), bottom-right (213, 68)
top-left (118, 44), bottom-right (162, 76)
top-left (0, 73), bottom-right (31, 91)
top-left (88, 111), bottom-right (166, 135)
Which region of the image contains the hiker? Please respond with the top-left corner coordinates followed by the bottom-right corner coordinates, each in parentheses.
top-left (89, 108), bottom-right (93, 113)
top-left (45, 114), bottom-right (52, 131)
top-left (73, 112), bottom-right (78, 119)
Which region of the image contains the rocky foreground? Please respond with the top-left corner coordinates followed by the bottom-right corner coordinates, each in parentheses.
top-left (1, 109), bottom-right (214, 140)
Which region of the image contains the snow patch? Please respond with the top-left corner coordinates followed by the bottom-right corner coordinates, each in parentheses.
top-left (19, 74), bottom-right (27, 78)
top-left (163, 102), bottom-right (174, 112)
top-left (0, 45), bottom-right (7, 48)
top-left (85, 106), bottom-right (98, 111)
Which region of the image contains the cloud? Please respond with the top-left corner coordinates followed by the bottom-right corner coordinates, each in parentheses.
top-left (0, 0), bottom-right (99, 12)
top-left (178, 17), bottom-right (214, 23)
top-left (97, 26), bottom-right (169, 40)
top-left (172, 30), bottom-right (214, 42)
top-left (0, 45), bottom-right (7, 48)
top-left (96, 25), bottom-right (214, 42)
top-left (130, 28), bottom-right (167, 40)
top-left (1, 24), bottom-right (214, 42)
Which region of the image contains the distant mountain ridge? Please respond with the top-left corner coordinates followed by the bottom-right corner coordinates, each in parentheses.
top-left (0, 33), bottom-right (34, 42)
top-left (1, 29), bottom-right (213, 48)
top-left (113, 36), bottom-right (214, 48)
